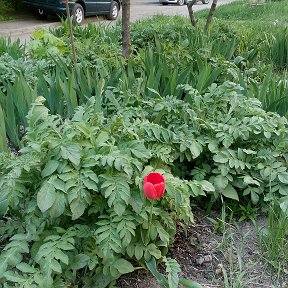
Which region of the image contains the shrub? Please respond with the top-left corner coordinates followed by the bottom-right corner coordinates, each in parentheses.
top-left (0, 80), bottom-right (288, 286)
top-left (0, 96), bottom-right (201, 287)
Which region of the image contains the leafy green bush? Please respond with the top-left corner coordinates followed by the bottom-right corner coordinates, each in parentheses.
top-left (0, 53), bottom-right (49, 86)
top-left (0, 96), bottom-right (202, 287)
top-left (27, 28), bottom-right (69, 60)
top-left (0, 79), bottom-right (288, 286)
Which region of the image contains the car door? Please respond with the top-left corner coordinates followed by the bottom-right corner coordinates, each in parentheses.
top-left (94, 0), bottom-right (112, 14)
top-left (82, 0), bottom-right (97, 15)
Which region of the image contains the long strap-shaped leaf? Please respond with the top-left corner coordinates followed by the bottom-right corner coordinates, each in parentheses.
top-left (0, 104), bottom-right (7, 152)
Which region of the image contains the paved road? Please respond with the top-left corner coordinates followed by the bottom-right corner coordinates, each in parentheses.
top-left (0, 0), bottom-right (235, 43)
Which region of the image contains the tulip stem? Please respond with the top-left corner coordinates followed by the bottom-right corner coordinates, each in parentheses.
top-left (146, 202), bottom-right (154, 245)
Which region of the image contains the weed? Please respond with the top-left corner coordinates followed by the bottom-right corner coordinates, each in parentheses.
top-left (209, 208), bottom-right (254, 288)
top-left (258, 200), bottom-right (288, 281)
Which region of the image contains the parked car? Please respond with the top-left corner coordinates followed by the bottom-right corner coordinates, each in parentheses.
top-left (23, 0), bottom-right (122, 24)
top-left (159, 0), bottom-right (209, 5)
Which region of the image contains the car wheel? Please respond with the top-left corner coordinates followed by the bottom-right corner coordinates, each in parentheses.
top-left (72, 3), bottom-right (84, 25)
top-left (201, 0), bottom-right (210, 3)
top-left (107, 1), bottom-right (119, 20)
top-left (177, 0), bottom-right (185, 5)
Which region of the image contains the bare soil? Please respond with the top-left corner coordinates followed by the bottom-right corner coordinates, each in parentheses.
top-left (117, 208), bottom-right (288, 288)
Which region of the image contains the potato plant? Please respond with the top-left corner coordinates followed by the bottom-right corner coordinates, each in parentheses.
top-left (0, 79), bottom-right (288, 287)
top-left (0, 96), bottom-right (203, 287)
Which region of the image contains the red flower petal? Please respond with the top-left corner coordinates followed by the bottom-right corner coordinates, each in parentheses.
top-left (144, 172), bottom-right (165, 185)
top-left (154, 182), bottom-right (165, 198)
top-left (143, 182), bottom-right (157, 200)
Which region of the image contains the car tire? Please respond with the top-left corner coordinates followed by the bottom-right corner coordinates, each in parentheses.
top-left (201, 0), bottom-right (210, 3)
top-left (177, 0), bottom-right (185, 5)
top-left (107, 1), bottom-right (119, 20)
top-left (72, 3), bottom-right (84, 25)
top-left (162, 2), bottom-right (169, 5)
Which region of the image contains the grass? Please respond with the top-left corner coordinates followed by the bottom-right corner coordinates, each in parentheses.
top-left (194, 0), bottom-right (288, 117)
top-left (258, 202), bottom-right (288, 282)
top-left (206, 202), bottom-right (288, 287)
top-left (196, 0), bottom-right (288, 24)
top-left (195, 0), bottom-right (288, 41)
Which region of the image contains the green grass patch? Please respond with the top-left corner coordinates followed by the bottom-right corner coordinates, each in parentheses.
top-left (196, 0), bottom-right (288, 24)
top-left (259, 202), bottom-right (288, 279)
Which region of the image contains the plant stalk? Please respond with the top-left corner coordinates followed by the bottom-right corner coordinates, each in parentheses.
top-left (146, 202), bottom-right (154, 245)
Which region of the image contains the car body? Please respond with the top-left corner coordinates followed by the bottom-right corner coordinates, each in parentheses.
top-left (159, 0), bottom-right (209, 5)
top-left (23, 0), bottom-right (122, 24)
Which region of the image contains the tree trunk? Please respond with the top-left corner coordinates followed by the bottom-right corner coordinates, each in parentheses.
top-left (122, 0), bottom-right (131, 58)
top-left (187, 0), bottom-right (197, 27)
top-left (205, 0), bottom-right (218, 31)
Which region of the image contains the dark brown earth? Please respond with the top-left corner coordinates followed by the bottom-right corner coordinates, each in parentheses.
top-left (117, 208), bottom-right (288, 288)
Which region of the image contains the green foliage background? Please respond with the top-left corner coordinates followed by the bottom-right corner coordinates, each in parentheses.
top-left (0, 2), bottom-right (288, 286)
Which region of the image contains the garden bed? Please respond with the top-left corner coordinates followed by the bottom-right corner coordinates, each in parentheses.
top-left (119, 208), bottom-right (286, 288)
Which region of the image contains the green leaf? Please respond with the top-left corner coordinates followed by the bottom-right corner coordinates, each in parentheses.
top-left (199, 180), bottom-right (215, 192)
top-left (70, 198), bottom-right (86, 220)
top-left (179, 278), bottom-right (203, 288)
top-left (27, 96), bottom-right (49, 126)
top-left (0, 105), bottom-right (7, 152)
top-left (280, 196), bottom-right (288, 215)
top-left (4, 271), bottom-right (26, 283)
top-left (146, 258), bottom-right (168, 288)
top-left (49, 192), bottom-right (66, 218)
top-left (156, 224), bottom-right (170, 244)
top-left (279, 185), bottom-right (288, 196)
top-left (101, 174), bottom-right (130, 216)
top-left (83, 271), bottom-right (114, 288)
top-left (113, 258), bottom-right (134, 274)
top-left (16, 263), bottom-right (36, 273)
top-left (41, 160), bottom-right (59, 177)
top-left (95, 220), bottom-right (122, 255)
top-left (0, 189), bottom-right (8, 216)
top-left (61, 142), bottom-right (81, 166)
top-left (54, 250), bottom-right (69, 265)
top-left (251, 191), bottom-right (259, 205)
top-left (243, 175), bottom-right (260, 186)
top-left (37, 181), bottom-right (56, 212)
top-left (190, 140), bottom-right (202, 159)
top-left (135, 245), bottom-right (144, 260)
top-left (146, 244), bottom-right (162, 259)
top-left (165, 257), bottom-right (181, 288)
top-left (50, 259), bottom-right (62, 273)
top-left (70, 254), bottom-right (90, 270)
top-left (213, 152), bottom-right (229, 164)
top-left (0, 259), bottom-right (8, 277)
top-left (214, 175), bottom-right (228, 190)
top-left (278, 172), bottom-right (288, 184)
top-left (129, 192), bottom-right (143, 214)
top-left (94, 131), bottom-right (109, 147)
top-left (221, 184), bottom-right (239, 201)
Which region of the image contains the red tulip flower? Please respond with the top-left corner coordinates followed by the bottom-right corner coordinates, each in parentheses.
top-left (143, 172), bottom-right (166, 200)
